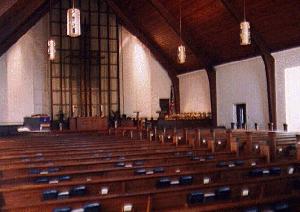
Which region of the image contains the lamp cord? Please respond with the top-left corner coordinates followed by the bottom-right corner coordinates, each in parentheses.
top-left (243, 0), bottom-right (246, 21)
top-left (179, 0), bottom-right (182, 39)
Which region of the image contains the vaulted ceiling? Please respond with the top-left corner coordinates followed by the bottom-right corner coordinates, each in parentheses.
top-left (109, 0), bottom-right (300, 74)
top-left (0, 0), bottom-right (300, 75)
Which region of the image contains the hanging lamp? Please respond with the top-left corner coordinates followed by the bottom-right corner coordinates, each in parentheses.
top-left (177, 0), bottom-right (186, 64)
top-left (48, 39), bottom-right (56, 60)
top-left (67, 0), bottom-right (81, 37)
top-left (240, 0), bottom-right (251, 45)
top-left (48, 0), bottom-right (56, 60)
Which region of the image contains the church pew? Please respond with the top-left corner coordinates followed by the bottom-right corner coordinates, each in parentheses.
top-left (0, 132), bottom-right (298, 211)
top-left (0, 159), bottom-right (297, 208)
top-left (0, 150), bottom-right (236, 179)
top-left (0, 143), bottom-right (197, 165)
top-left (0, 138), bottom-right (160, 157)
top-left (0, 154), bottom-right (264, 188)
top-left (0, 142), bottom-right (208, 164)
top-left (2, 168), bottom-right (299, 211)
top-left (268, 132), bottom-right (298, 161)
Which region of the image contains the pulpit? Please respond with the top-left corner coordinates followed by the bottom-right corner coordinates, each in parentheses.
top-left (69, 117), bottom-right (108, 131)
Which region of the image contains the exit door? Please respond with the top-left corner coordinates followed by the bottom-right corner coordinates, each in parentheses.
top-left (236, 104), bottom-right (246, 129)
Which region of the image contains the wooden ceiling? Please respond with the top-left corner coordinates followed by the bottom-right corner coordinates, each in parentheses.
top-left (0, 0), bottom-right (300, 75)
top-left (108, 0), bottom-right (300, 74)
top-left (0, 0), bottom-right (55, 56)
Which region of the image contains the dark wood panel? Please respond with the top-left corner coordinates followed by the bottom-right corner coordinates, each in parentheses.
top-left (1, 0), bottom-right (300, 72)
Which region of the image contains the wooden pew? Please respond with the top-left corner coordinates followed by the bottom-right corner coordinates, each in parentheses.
top-left (2, 166), bottom-right (299, 211)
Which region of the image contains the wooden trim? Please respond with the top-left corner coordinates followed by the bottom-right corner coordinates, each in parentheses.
top-left (59, 0), bottom-right (63, 113)
top-left (88, 0), bottom-right (92, 116)
top-left (98, 0), bottom-right (102, 114)
top-left (69, 0), bottom-right (73, 118)
top-left (49, 3), bottom-right (54, 121)
top-left (107, 6), bottom-right (112, 117)
top-left (207, 68), bottom-right (217, 127)
top-left (262, 55), bottom-right (277, 129)
top-left (116, 19), bottom-right (121, 113)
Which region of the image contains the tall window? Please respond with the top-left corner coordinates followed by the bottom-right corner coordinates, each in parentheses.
top-left (50, 0), bottom-right (119, 120)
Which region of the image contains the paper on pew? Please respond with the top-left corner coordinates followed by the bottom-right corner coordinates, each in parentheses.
top-left (58, 191), bottom-right (69, 198)
top-left (170, 180), bottom-right (179, 185)
top-left (228, 163), bottom-right (235, 168)
top-left (146, 170), bottom-right (154, 175)
top-left (49, 180), bottom-right (59, 184)
top-left (100, 187), bottom-right (109, 195)
top-left (71, 208), bottom-right (84, 212)
top-left (203, 177), bottom-right (210, 184)
top-left (241, 188), bottom-right (249, 196)
top-left (123, 204), bottom-right (133, 212)
top-left (288, 167), bottom-right (294, 174)
top-left (262, 169), bottom-right (270, 174)
top-left (204, 192), bottom-right (215, 197)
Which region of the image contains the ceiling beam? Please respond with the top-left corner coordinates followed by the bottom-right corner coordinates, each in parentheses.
top-left (0, 0), bottom-right (52, 57)
top-left (220, 0), bottom-right (277, 128)
top-left (149, 0), bottom-right (217, 122)
top-left (148, 0), bottom-right (214, 69)
top-left (207, 67), bottom-right (217, 127)
top-left (104, 0), bottom-right (181, 112)
top-left (0, 0), bottom-right (18, 17)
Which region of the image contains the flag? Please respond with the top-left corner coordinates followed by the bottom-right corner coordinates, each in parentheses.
top-left (169, 85), bottom-right (175, 115)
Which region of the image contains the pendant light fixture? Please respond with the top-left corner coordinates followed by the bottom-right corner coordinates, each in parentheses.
top-left (48, 0), bottom-right (56, 60)
top-left (177, 0), bottom-right (186, 64)
top-left (48, 39), bottom-right (56, 60)
top-left (240, 0), bottom-right (251, 45)
top-left (67, 0), bottom-right (81, 37)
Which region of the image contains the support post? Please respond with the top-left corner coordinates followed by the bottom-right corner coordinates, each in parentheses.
top-left (268, 131), bottom-right (277, 162)
top-left (246, 131), bottom-right (253, 154)
top-left (207, 68), bottom-right (217, 127)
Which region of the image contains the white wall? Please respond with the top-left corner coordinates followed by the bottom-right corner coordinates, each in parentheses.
top-left (177, 47), bottom-right (300, 130)
top-left (0, 15), bottom-right (49, 124)
top-left (216, 57), bottom-right (269, 129)
top-left (273, 47), bottom-right (300, 130)
top-left (285, 66), bottom-right (300, 132)
top-left (119, 27), bottom-right (171, 118)
top-left (178, 70), bottom-right (211, 113)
